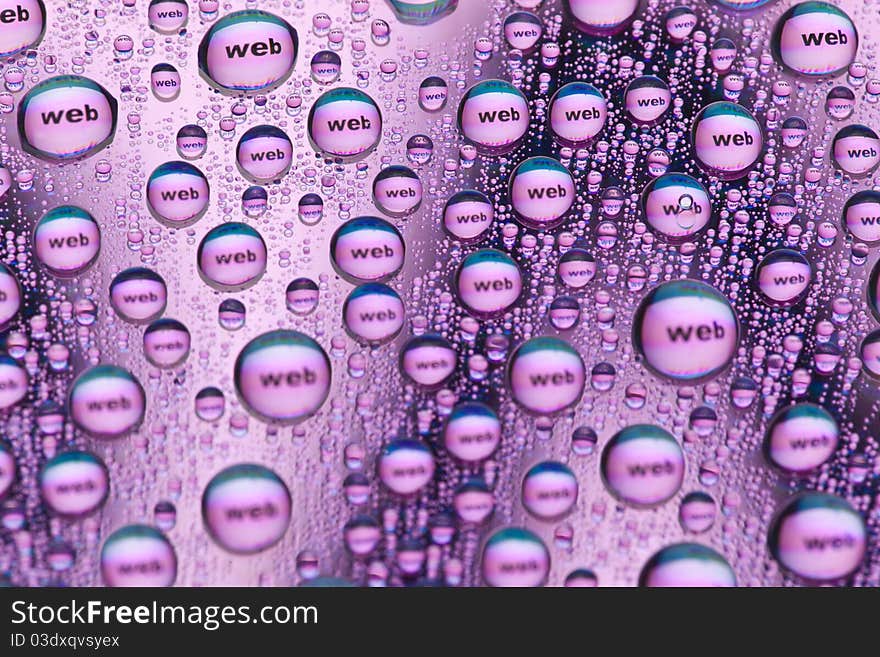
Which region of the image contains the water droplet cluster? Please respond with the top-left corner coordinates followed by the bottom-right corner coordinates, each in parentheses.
top-left (0, 0), bottom-right (877, 587)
